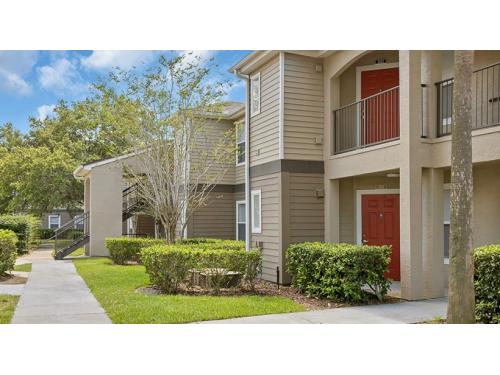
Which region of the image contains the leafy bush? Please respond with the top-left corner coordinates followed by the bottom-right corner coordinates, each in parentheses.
top-left (286, 242), bottom-right (391, 302)
top-left (474, 245), bottom-right (500, 324)
top-left (141, 244), bottom-right (262, 294)
top-left (0, 215), bottom-right (40, 254)
top-left (0, 229), bottom-right (18, 275)
top-left (105, 237), bottom-right (165, 265)
top-left (39, 228), bottom-right (55, 239)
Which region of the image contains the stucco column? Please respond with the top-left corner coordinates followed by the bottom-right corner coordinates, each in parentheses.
top-left (422, 168), bottom-right (445, 298)
top-left (89, 164), bottom-right (123, 256)
top-left (399, 50), bottom-right (425, 300)
top-left (324, 178), bottom-right (340, 243)
top-left (84, 177), bottom-right (91, 256)
top-left (421, 51), bottom-right (442, 139)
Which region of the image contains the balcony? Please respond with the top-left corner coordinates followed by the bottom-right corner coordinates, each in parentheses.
top-left (437, 61), bottom-right (500, 136)
top-left (332, 86), bottom-right (400, 155)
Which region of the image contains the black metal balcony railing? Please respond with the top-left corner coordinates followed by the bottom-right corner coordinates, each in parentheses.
top-left (332, 86), bottom-right (400, 154)
top-left (437, 61), bottom-right (500, 136)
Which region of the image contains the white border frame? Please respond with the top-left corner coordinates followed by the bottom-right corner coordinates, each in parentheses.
top-left (235, 200), bottom-right (246, 240)
top-left (355, 189), bottom-right (400, 245)
top-left (48, 214), bottom-right (61, 229)
top-left (250, 72), bottom-right (261, 117)
top-left (355, 62), bottom-right (399, 101)
top-left (251, 189), bottom-right (262, 234)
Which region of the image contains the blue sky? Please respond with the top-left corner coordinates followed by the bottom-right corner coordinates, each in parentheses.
top-left (0, 50), bottom-right (249, 133)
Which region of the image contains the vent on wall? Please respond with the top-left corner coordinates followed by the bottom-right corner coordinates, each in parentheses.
top-left (315, 189), bottom-right (325, 198)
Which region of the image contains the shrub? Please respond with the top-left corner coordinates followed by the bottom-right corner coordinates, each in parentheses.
top-left (142, 245), bottom-right (196, 293)
top-left (474, 245), bottom-right (500, 324)
top-left (141, 244), bottom-right (262, 294)
top-left (0, 229), bottom-right (18, 275)
top-left (105, 237), bottom-right (165, 265)
top-left (0, 215), bottom-right (40, 254)
top-left (40, 228), bottom-right (55, 240)
top-left (286, 242), bottom-right (391, 302)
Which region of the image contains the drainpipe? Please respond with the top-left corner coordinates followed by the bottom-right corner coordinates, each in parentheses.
top-left (234, 70), bottom-right (251, 251)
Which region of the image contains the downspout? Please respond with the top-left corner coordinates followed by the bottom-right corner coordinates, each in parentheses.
top-left (234, 70), bottom-right (251, 251)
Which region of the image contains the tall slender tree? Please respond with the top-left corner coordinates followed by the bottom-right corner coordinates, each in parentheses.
top-left (447, 50), bottom-right (475, 323)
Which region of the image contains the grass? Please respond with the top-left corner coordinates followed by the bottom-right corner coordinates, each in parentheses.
top-left (14, 263), bottom-right (32, 272)
top-left (69, 247), bottom-right (85, 257)
top-left (73, 257), bottom-right (304, 323)
top-left (0, 295), bottom-right (19, 324)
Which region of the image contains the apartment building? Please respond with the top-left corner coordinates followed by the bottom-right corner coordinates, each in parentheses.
top-left (67, 50), bottom-right (500, 302)
top-left (233, 50), bottom-right (500, 300)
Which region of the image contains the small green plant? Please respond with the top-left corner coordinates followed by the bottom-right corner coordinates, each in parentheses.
top-left (286, 242), bottom-right (392, 303)
top-left (474, 245), bottom-right (500, 324)
top-left (0, 229), bottom-right (18, 276)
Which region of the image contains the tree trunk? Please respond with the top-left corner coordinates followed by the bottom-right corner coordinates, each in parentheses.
top-left (447, 50), bottom-right (475, 324)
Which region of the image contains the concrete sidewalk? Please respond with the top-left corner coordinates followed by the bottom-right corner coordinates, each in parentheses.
top-left (12, 248), bottom-right (111, 324)
top-left (203, 298), bottom-right (447, 324)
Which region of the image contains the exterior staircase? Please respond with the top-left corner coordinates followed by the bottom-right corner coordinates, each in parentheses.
top-left (53, 185), bottom-right (145, 259)
top-left (53, 212), bottom-right (90, 260)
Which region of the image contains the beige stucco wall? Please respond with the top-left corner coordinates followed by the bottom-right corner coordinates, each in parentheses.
top-left (88, 163), bottom-right (123, 256)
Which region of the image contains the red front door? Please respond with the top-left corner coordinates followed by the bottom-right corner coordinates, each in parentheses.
top-left (361, 67), bottom-right (399, 145)
top-left (361, 194), bottom-right (400, 281)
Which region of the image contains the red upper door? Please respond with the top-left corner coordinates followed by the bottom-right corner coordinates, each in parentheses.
top-left (361, 194), bottom-right (400, 281)
top-left (361, 67), bottom-right (399, 145)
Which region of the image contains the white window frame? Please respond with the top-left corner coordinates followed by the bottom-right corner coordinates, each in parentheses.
top-left (250, 72), bottom-right (261, 117)
top-left (251, 190), bottom-right (262, 234)
top-left (235, 121), bottom-right (245, 166)
top-left (236, 200), bottom-right (246, 240)
top-left (48, 214), bottom-right (61, 229)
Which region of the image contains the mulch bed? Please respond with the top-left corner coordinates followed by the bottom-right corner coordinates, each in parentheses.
top-left (137, 280), bottom-right (401, 311)
top-left (0, 274), bottom-right (28, 285)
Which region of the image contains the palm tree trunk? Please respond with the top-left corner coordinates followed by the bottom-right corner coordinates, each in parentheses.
top-left (447, 50), bottom-right (475, 323)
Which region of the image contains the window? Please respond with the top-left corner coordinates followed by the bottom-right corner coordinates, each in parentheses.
top-left (439, 80), bottom-right (453, 130)
top-left (48, 215), bottom-right (61, 230)
top-left (236, 201), bottom-right (246, 241)
top-left (250, 73), bottom-right (261, 117)
top-left (251, 190), bottom-right (262, 233)
top-left (236, 121), bottom-right (245, 165)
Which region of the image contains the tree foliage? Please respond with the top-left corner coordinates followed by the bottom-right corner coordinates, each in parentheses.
top-left (0, 84), bottom-right (143, 215)
top-left (108, 53), bottom-right (235, 243)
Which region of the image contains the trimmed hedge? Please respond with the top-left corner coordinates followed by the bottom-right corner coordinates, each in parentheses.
top-left (105, 237), bottom-right (246, 265)
top-left (474, 245), bottom-right (500, 324)
top-left (141, 244), bottom-right (262, 294)
top-left (286, 242), bottom-right (392, 302)
top-left (0, 229), bottom-right (18, 275)
top-left (105, 237), bottom-right (165, 265)
top-left (0, 215), bottom-right (40, 254)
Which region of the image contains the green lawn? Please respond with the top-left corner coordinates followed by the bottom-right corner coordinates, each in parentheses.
top-left (69, 247), bottom-right (85, 257)
top-left (73, 257), bottom-right (304, 323)
top-left (14, 263), bottom-right (32, 272)
top-left (0, 295), bottom-right (19, 324)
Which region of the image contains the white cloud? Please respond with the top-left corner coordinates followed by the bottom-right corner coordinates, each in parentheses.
top-left (37, 104), bottom-right (56, 120)
top-left (81, 50), bottom-right (156, 70)
top-left (0, 51), bottom-right (38, 96)
top-left (37, 58), bottom-right (87, 95)
top-left (0, 68), bottom-right (32, 96)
